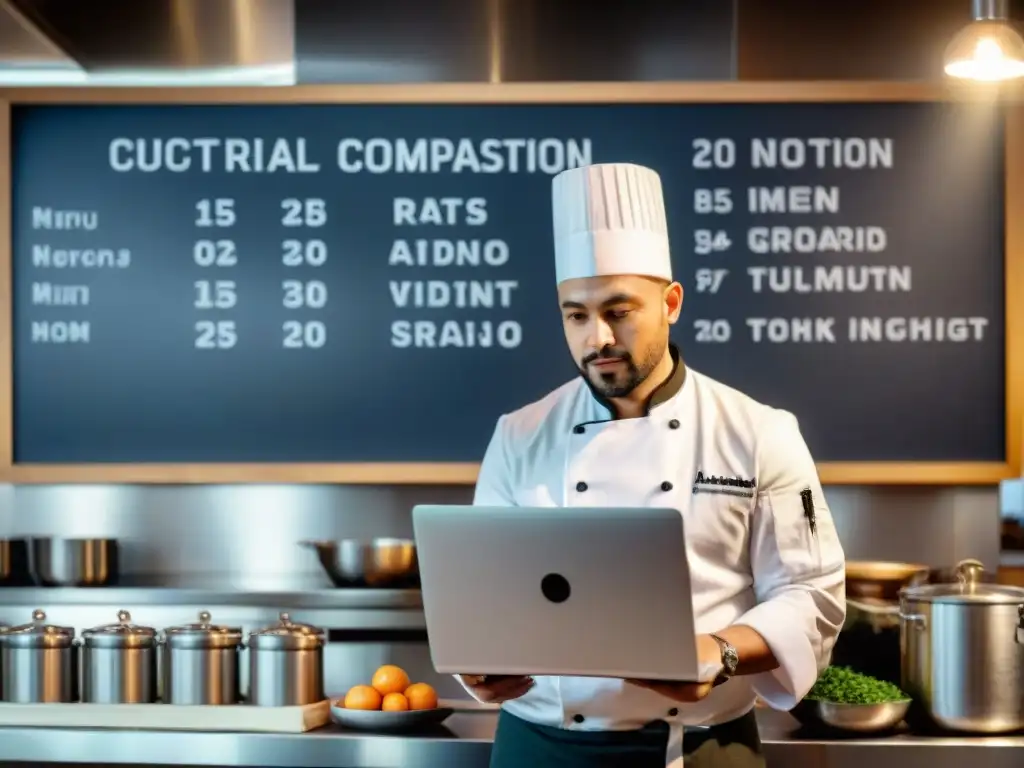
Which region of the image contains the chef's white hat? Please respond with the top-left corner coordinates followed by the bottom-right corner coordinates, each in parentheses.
top-left (551, 162), bottom-right (672, 285)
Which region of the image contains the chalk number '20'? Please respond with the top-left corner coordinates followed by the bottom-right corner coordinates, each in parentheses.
top-left (692, 139), bottom-right (736, 169)
top-left (694, 319), bottom-right (731, 343)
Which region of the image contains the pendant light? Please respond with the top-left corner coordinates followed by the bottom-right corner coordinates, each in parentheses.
top-left (944, 0), bottom-right (1024, 81)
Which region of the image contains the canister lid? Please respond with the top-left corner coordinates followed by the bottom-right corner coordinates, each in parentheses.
top-left (0, 609), bottom-right (75, 648)
top-left (248, 612), bottom-right (325, 650)
top-left (163, 610), bottom-right (243, 649)
top-left (83, 610), bottom-right (157, 648)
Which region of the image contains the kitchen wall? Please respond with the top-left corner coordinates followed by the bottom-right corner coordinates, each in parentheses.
top-left (0, 0), bottom-right (1009, 578)
top-left (0, 483), bottom-right (1002, 586)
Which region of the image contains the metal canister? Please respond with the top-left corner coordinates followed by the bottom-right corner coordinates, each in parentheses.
top-left (0, 609), bottom-right (77, 703)
top-left (81, 610), bottom-right (157, 704)
top-left (0, 622), bottom-right (7, 697)
top-left (161, 610), bottom-right (243, 705)
top-left (248, 613), bottom-right (325, 706)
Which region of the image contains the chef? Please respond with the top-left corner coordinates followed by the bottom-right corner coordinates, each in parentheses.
top-left (457, 162), bottom-right (847, 768)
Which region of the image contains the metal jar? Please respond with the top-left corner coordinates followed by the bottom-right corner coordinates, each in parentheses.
top-left (248, 613), bottom-right (325, 706)
top-left (899, 563), bottom-right (1024, 733)
top-left (82, 610), bottom-right (158, 704)
top-left (161, 610), bottom-right (243, 705)
top-left (0, 622), bottom-right (7, 697)
top-left (0, 609), bottom-right (77, 703)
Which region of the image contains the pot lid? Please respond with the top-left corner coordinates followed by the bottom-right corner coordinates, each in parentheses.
top-left (900, 558), bottom-right (1023, 604)
top-left (902, 581), bottom-right (1024, 605)
top-left (248, 612), bottom-right (325, 650)
top-left (0, 609), bottom-right (75, 648)
top-left (163, 610), bottom-right (243, 649)
top-left (83, 610), bottom-right (157, 648)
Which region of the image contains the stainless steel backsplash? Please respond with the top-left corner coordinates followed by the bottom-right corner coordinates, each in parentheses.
top-left (0, 484), bottom-right (1002, 586)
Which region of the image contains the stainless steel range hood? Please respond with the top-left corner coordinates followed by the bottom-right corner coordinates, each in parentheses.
top-left (0, 0), bottom-right (737, 87)
top-left (0, 0), bottom-right (295, 85)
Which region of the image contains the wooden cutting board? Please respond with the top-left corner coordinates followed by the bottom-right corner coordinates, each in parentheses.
top-left (0, 699), bottom-right (331, 733)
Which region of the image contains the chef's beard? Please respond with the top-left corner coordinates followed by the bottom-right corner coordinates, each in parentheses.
top-left (580, 338), bottom-right (666, 399)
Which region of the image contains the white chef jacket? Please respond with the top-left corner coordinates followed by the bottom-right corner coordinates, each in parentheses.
top-left (460, 359), bottom-right (847, 767)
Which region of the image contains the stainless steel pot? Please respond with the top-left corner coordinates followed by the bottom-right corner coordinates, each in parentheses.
top-left (899, 561), bottom-right (1024, 733)
top-left (0, 609), bottom-right (77, 703)
top-left (161, 610), bottom-right (243, 705)
top-left (248, 612), bottom-right (325, 706)
top-left (28, 537), bottom-right (119, 587)
top-left (300, 538), bottom-right (418, 587)
top-left (82, 610), bottom-right (157, 704)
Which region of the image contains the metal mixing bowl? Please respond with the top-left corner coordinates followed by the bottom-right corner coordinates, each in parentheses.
top-left (792, 698), bottom-right (911, 733)
top-left (28, 537), bottom-right (119, 587)
top-left (300, 538), bottom-right (418, 587)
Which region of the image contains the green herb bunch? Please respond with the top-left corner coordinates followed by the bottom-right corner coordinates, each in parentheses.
top-left (805, 666), bottom-right (909, 704)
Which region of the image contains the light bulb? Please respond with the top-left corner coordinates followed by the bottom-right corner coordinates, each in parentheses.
top-left (944, 21), bottom-right (1024, 81)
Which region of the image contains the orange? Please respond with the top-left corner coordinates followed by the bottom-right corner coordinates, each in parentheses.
top-left (343, 684), bottom-right (382, 711)
top-left (381, 692), bottom-right (410, 712)
top-left (371, 665), bottom-right (411, 696)
top-left (404, 682), bottom-right (439, 711)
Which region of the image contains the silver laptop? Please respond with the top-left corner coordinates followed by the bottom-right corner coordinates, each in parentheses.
top-left (411, 504), bottom-right (699, 682)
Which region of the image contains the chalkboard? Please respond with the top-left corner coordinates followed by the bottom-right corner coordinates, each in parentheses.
top-left (9, 99), bottom-right (1006, 465)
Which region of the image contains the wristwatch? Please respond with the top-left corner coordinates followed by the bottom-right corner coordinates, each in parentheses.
top-left (710, 634), bottom-right (739, 684)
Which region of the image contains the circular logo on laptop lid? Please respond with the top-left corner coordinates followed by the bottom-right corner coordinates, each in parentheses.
top-left (541, 573), bottom-right (571, 603)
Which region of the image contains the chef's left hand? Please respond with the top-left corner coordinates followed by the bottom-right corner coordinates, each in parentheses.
top-left (625, 634), bottom-right (723, 703)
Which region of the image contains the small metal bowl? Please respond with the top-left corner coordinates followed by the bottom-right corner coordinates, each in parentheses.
top-left (791, 699), bottom-right (911, 733)
top-left (301, 538), bottom-right (418, 588)
top-left (28, 537), bottom-right (119, 587)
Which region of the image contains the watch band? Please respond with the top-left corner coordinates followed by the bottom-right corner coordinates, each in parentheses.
top-left (709, 633), bottom-right (739, 681)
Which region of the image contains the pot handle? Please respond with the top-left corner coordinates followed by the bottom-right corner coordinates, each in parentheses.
top-left (898, 611), bottom-right (927, 629)
top-left (1017, 605), bottom-right (1023, 646)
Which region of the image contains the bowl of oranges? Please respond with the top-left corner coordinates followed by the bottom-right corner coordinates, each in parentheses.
top-left (331, 665), bottom-right (452, 732)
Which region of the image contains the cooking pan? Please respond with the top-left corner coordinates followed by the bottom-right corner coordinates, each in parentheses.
top-left (846, 561), bottom-right (930, 601)
top-left (845, 558), bottom-right (994, 602)
top-left (300, 538), bottom-right (418, 588)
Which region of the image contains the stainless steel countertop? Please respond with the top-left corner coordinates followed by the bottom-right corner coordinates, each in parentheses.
top-left (0, 709), bottom-right (1022, 768)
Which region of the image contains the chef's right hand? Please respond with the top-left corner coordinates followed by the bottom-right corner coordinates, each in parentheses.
top-left (458, 674), bottom-right (534, 704)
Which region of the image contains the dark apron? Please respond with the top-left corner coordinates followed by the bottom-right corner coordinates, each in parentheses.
top-left (489, 708), bottom-right (766, 768)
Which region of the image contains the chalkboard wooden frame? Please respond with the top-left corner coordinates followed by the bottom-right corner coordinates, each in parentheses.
top-left (0, 81), bottom-right (1019, 486)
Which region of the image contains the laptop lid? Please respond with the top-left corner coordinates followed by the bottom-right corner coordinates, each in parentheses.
top-left (412, 504), bottom-right (699, 682)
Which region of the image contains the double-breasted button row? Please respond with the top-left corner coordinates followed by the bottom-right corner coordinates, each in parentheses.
top-left (574, 480), bottom-right (674, 493)
top-left (572, 713), bottom-right (585, 723)
top-left (668, 708), bottom-right (679, 717)
top-left (571, 418), bottom-right (681, 435)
